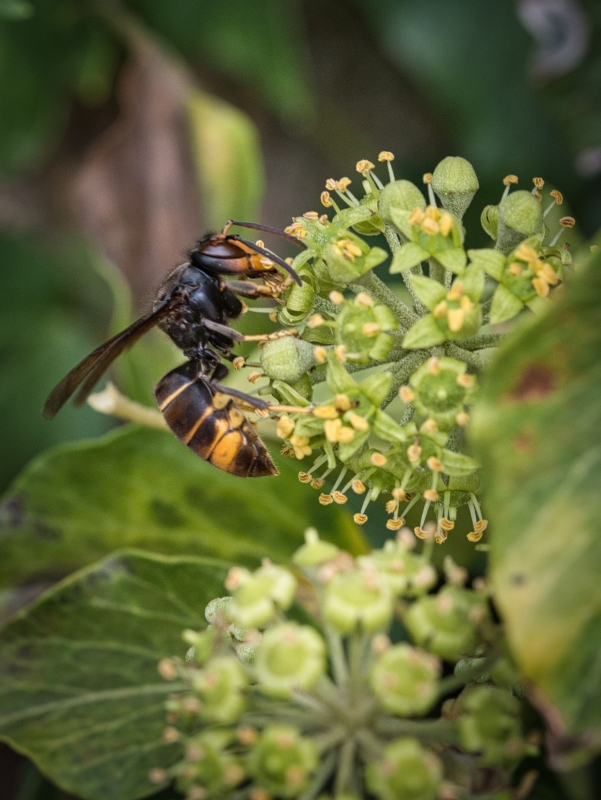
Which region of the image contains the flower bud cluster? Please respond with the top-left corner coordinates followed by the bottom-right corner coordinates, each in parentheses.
top-left (157, 531), bottom-right (537, 800)
top-left (237, 153), bottom-right (577, 545)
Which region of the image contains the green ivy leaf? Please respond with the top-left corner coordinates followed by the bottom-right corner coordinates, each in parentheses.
top-left (471, 247), bottom-right (601, 741)
top-left (402, 315), bottom-right (446, 349)
top-left (489, 284), bottom-right (525, 325)
top-left (0, 426), bottom-right (366, 592)
top-left (359, 372), bottom-right (393, 406)
top-left (409, 274), bottom-right (447, 310)
top-left (390, 242), bottom-right (429, 274)
top-left (0, 550), bottom-right (227, 800)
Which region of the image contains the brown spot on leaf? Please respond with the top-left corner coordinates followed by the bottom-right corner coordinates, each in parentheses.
top-left (508, 363), bottom-right (557, 401)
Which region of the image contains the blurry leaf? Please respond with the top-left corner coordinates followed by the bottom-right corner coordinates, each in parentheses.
top-left (187, 88), bottom-right (264, 229)
top-left (0, 231), bottom-right (113, 494)
top-left (71, 36), bottom-right (203, 302)
top-left (471, 247), bottom-right (601, 741)
top-left (0, 426), bottom-right (367, 591)
top-left (0, 549), bottom-right (228, 800)
top-left (129, 0), bottom-right (315, 126)
top-left (0, 0), bottom-right (32, 20)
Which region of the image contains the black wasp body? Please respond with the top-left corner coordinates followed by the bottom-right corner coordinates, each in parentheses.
top-left (43, 221), bottom-right (306, 478)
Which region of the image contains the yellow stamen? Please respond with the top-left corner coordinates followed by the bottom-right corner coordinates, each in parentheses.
top-left (467, 530), bottom-right (483, 542)
top-left (423, 173), bottom-right (433, 184)
top-left (321, 191), bottom-right (333, 208)
top-left (532, 276), bottom-right (550, 297)
top-left (311, 478), bottom-right (324, 489)
top-left (276, 415), bottom-right (295, 439)
top-left (439, 213), bottom-right (453, 236)
top-left (424, 205), bottom-right (440, 221)
top-left (427, 457), bottom-right (444, 472)
top-left (338, 177), bottom-right (352, 192)
top-left (355, 291), bottom-right (374, 307)
top-left (298, 472), bottom-right (311, 483)
top-left (334, 393), bottom-right (352, 411)
top-left (324, 419), bottom-right (342, 442)
top-left (421, 419), bottom-right (439, 434)
top-left (385, 499), bottom-right (398, 514)
top-left (247, 371), bottom-right (262, 383)
top-left (329, 290), bottom-right (344, 305)
top-left (233, 356), bottom-right (245, 369)
top-left (447, 307), bottom-right (465, 332)
top-left (550, 190), bottom-right (563, 204)
top-left (433, 300), bottom-right (448, 318)
top-left (307, 313), bottom-right (324, 328)
top-left (421, 217), bottom-right (440, 235)
top-left (347, 412), bottom-right (369, 431)
top-left (335, 344), bottom-right (347, 362)
top-left (356, 159), bottom-right (375, 175)
top-left (514, 244), bottom-right (539, 263)
top-left (399, 385), bottom-right (415, 403)
top-left (332, 491), bottom-right (347, 504)
top-left (460, 295), bottom-right (473, 311)
top-left (408, 207), bottom-right (425, 225)
top-left (560, 216), bottom-right (575, 228)
top-left (440, 518), bottom-right (455, 531)
top-left (542, 263), bottom-right (559, 285)
top-left (319, 494), bottom-right (334, 505)
top-left (352, 479), bottom-right (366, 494)
top-left (371, 452), bottom-right (387, 467)
top-left (319, 214), bottom-right (328, 224)
top-left (532, 177), bottom-right (545, 189)
top-left (314, 346), bottom-right (327, 364)
top-left (392, 487), bottom-right (407, 501)
top-left (337, 426), bottom-right (355, 444)
top-left (503, 174), bottom-right (518, 186)
top-left (386, 518), bottom-right (404, 530)
top-left (313, 405), bottom-right (339, 419)
top-left (378, 151), bottom-right (394, 162)
top-left (353, 513), bottom-right (368, 525)
top-left (325, 179), bottom-right (337, 191)
top-left (362, 322), bottom-right (380, 337)
top-left (427, 357), bottom-right (440, 375)
top-left (423, 489), bottom-right (439, 502)
top-left (447, 281), bottom-right (464, 301)
top-left (475, 519), bottom-right (489, 534)
top-left (303, 211), bottom-right (319, 220)
top-left (456, 411), bottom-right (469, 426)
top-left (407, 444), bottom-right (422, 463)
top-left (508, 262), bottom-right (523, 276)
top-left (457, 373), bottom-right (475, 388)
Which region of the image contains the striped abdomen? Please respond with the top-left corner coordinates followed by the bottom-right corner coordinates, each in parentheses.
top-left (154, 363), bottom-right (278, 478)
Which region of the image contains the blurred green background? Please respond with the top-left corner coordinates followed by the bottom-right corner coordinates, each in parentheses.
top-left (0, 0), bottom-right (600, 797)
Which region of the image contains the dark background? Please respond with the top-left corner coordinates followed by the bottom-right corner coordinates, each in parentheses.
top-left (0, 0), bottom-right (600, 797)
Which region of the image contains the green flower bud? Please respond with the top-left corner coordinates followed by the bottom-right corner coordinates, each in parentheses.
top-left (358, 540), bottom-right (436, 597)
top-left (370, 644), bottom-right (441, 716)
top-left (481, 204), bottom-right (498, 240)
top-left (247, 725), bottom-right (318, 799)
top-left (228, 564), bottom-right (297, 628)
top-left (409, 357), bottom-right (477, 429)
top-left (191, 655), bottom-right (247, 723)
top-left (366, 738), bottom-right (442, 800)
top-left (458, 686), bottom-right (529, 765)
top-left (336, 297), bottom-right (398, 363)
top-left (293, 527), bottom-right (339, 566)
top-left (255, 622), bottom-right (326, 698)
top-left (183, 626), bottom-right (217, 665)
top-left (176, 730), bottom-right (244, 796)
top-left (497, 191), bottom-right (543, 254)
top-left (260, 337), bottom-right (316, 383)
top-left (324, 568), bottom-right (393, 634)
top-left (432, 157), bottom-right (479, 218)
top-left (379, 180), bottom-right (427, 226)
top-left (280, 279), bottom-right (316, 325)
top-left (404, 586), bottom-right (489, 661)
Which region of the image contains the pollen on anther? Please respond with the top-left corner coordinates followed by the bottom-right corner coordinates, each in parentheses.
top-left (560, 216), bottom-right (575, 228)
top-left (321, 191), bottom-right (333, 208)
top-left (329, 290), bottom-right (344, 305)
top-left (352, 479), bottom-right (366, 494)
top-left (311, 478), bottom-right (325, 489)
top-left (353, 513), bottom-right (368, 525)
top-left (371, 452), bottom-right (387, 467)
top-left (467, 530), bottom-right (483, 542)
top-left (332, 491), bottom-right (347, 504)
top-left (325, 178), bottom-right (338, 191)
top-left (423, 173), bottom-right (433, 184)
top-left (319, 493), bottom-right (333, 505)
top-left (550, 190), bottom-right (563, 205)
top-left (532, 177), bottom-right (545, 189)
top-left (356, 159), bottom-right (375, 175)
top-left (298, 472), bottom-right (311, 483)
top-left (386, 518), bottom-right (404, 531)
top-left (247, 371), bottom-right (262, 383)
top-left (503, 175), bottom-right (518, 186)
top-left (233, 356), bottom-right (245, 369)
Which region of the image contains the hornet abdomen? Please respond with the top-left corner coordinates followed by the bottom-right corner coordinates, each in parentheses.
top-left (155, 363), bottom-right (278, 478)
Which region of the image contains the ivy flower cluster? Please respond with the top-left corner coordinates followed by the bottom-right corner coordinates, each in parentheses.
top-left (241, 154), bottom-right (575, 542)
top-left (155, 529), bottom-right (538, 800)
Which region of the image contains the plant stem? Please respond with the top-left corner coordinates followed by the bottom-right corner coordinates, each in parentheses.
top-left (314, 295), bottom-right (342, 316)
top-left (297, 751), bottom-right (338, 800)
top-left (323, 624), bottom-right (349, 687)
top-left (445, 343), bottom-right (495, 371)
top-left (374, 716), bottom-right (460, 746)
top-left (334, 738), bottom-right (357, 796)
top-left (458, 332), bottom-right (506, 350)
top-left (383, 225), bottom-right (429, 315)
top-left (429, 257), bottom-right (446, 286)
